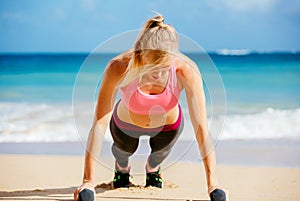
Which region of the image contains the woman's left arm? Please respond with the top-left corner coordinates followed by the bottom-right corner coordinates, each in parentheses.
top-left (176, 61), bottom-right (219, 195)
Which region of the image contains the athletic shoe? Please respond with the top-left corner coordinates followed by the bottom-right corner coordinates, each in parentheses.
top-left (112, 169), bottom-right (130, 188)
top-left (145, 169), bottom-right (163, 188)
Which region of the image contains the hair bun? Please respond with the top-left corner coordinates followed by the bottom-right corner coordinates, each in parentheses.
top-left (146, 15), bottom-right (165, 29)
top-left (154, 15), bottom-right (164, 24)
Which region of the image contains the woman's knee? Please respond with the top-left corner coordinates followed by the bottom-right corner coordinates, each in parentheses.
top-left (112, 140), bottom-right (139, 155)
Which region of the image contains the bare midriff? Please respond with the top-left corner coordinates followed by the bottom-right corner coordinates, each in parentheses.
top-left (117, 100), bottom-right (179, 128)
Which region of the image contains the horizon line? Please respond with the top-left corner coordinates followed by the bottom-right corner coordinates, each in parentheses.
top-left (0, 49), bottom-right (299, 56)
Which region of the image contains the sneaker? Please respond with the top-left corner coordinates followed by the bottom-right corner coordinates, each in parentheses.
top-left (112, 169), bottom-right (130, 188)
top-left (145, 169), bottom-right (163, 188)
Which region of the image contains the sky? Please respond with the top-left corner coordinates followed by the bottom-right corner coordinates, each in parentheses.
top-left (0, 0), bottom-right (299, 53)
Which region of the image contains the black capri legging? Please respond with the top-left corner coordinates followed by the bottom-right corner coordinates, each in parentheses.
top-left (109, 104), bottom-right (184, 168)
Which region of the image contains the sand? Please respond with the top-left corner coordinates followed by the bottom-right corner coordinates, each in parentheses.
top-left (0, 154), bottom-right (300, 201)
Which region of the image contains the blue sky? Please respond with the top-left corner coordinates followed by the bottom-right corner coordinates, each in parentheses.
top-left (0, 0), bottom-right (299, 53)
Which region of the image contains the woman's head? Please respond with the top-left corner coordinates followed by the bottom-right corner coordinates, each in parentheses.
top-left (120, 15), bottom-right (178, 87)
top-left (133, 14), bottom-right (179, 67)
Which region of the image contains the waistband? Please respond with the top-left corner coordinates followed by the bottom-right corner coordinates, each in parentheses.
top-left (112, 102), bottom-right (182, 133)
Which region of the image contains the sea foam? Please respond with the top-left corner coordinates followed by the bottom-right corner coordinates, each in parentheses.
top-left (0, 102), bottom-right (299, 142)
top-left (220, 107), bottom-right (300, 140)
top-left (0, 102), bottom-right (78, 142)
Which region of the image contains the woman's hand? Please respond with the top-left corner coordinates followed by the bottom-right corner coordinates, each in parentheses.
top-left (73, 182), bottom-right (95, 201)
top-left (209, 188), bottom-right (227, 201)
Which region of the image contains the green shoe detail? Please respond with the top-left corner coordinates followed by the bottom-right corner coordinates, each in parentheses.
top-left (112, 169), bottom-right (130, 188)
top-left (145, 169), bottom-right (163, 188)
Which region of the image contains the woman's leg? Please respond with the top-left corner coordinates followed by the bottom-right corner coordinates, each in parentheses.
top-left (110, 118), bottom-right (139, 169)
top-left (148, 117), bottom-right (184, 169)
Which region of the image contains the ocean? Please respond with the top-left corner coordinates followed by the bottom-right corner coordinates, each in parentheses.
top-left (0, 52), bottom-right (300, 143)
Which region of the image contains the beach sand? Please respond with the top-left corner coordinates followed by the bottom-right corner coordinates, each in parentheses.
top-left (0, 154), bottom-right (300, 201)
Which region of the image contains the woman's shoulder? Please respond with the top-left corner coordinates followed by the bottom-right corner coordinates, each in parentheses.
top-left (106, 49), bottom-right (133, 76)
top-left (173, 52), bottom-right (199, 77)
top-left (111, 49), bottom-right (133, 65)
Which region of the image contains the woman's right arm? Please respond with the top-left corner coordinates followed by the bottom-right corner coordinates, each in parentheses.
top-left (74, 51), bottom-right (131, 200)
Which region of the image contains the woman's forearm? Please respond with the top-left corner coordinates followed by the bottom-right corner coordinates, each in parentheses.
top-left (83, 123), bottom-right (104, 184)
top-left (202, 149), bottom-right (219, 193)
top-left (83, 150), bottom-right (99, 184)
top-left (82, 116), bottom-right (109, 185)
top-left (195, 126), bottom-right (219, 193)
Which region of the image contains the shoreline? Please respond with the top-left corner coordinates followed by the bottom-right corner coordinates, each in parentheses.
top-left (1, 139), bottom-right (300, 168)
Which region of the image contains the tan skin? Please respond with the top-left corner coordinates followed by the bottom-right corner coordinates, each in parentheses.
top-left (74, 50), bottom-right (219, 200)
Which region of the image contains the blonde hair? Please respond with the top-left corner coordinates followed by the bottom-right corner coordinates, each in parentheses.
top-left (120, 15), bottom-right (179, 87)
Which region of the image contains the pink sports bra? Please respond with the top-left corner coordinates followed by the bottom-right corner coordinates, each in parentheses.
top-left (120, 64), bottom-right (181, 115)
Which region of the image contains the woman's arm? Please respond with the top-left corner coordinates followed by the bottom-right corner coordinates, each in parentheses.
top-left (83, 61), bottom-right (124, 184)
top-left (176, 59), bottom-right (219, 195)
top-left (74, 51), bottom-right (131, 200)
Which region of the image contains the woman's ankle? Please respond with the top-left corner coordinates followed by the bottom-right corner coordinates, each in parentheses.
top-left (115, 161), bottom-right (130, 173)
top-left (145, 161), bottom-right (160, 173)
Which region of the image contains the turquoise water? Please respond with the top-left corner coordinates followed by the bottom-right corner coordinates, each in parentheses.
top-left (214, 53), bottom-right (300, 111)
top-left (0, 52), bottom-right (299, 142)
top-left (1, 53), bottom-right (299, 108)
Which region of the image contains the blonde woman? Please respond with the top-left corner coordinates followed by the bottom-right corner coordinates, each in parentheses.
top-left (74, 15), bottom-right (226, 201)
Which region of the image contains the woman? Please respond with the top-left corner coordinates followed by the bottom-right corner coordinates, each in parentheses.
top-left (74, 15), bottom-right (226, 201)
